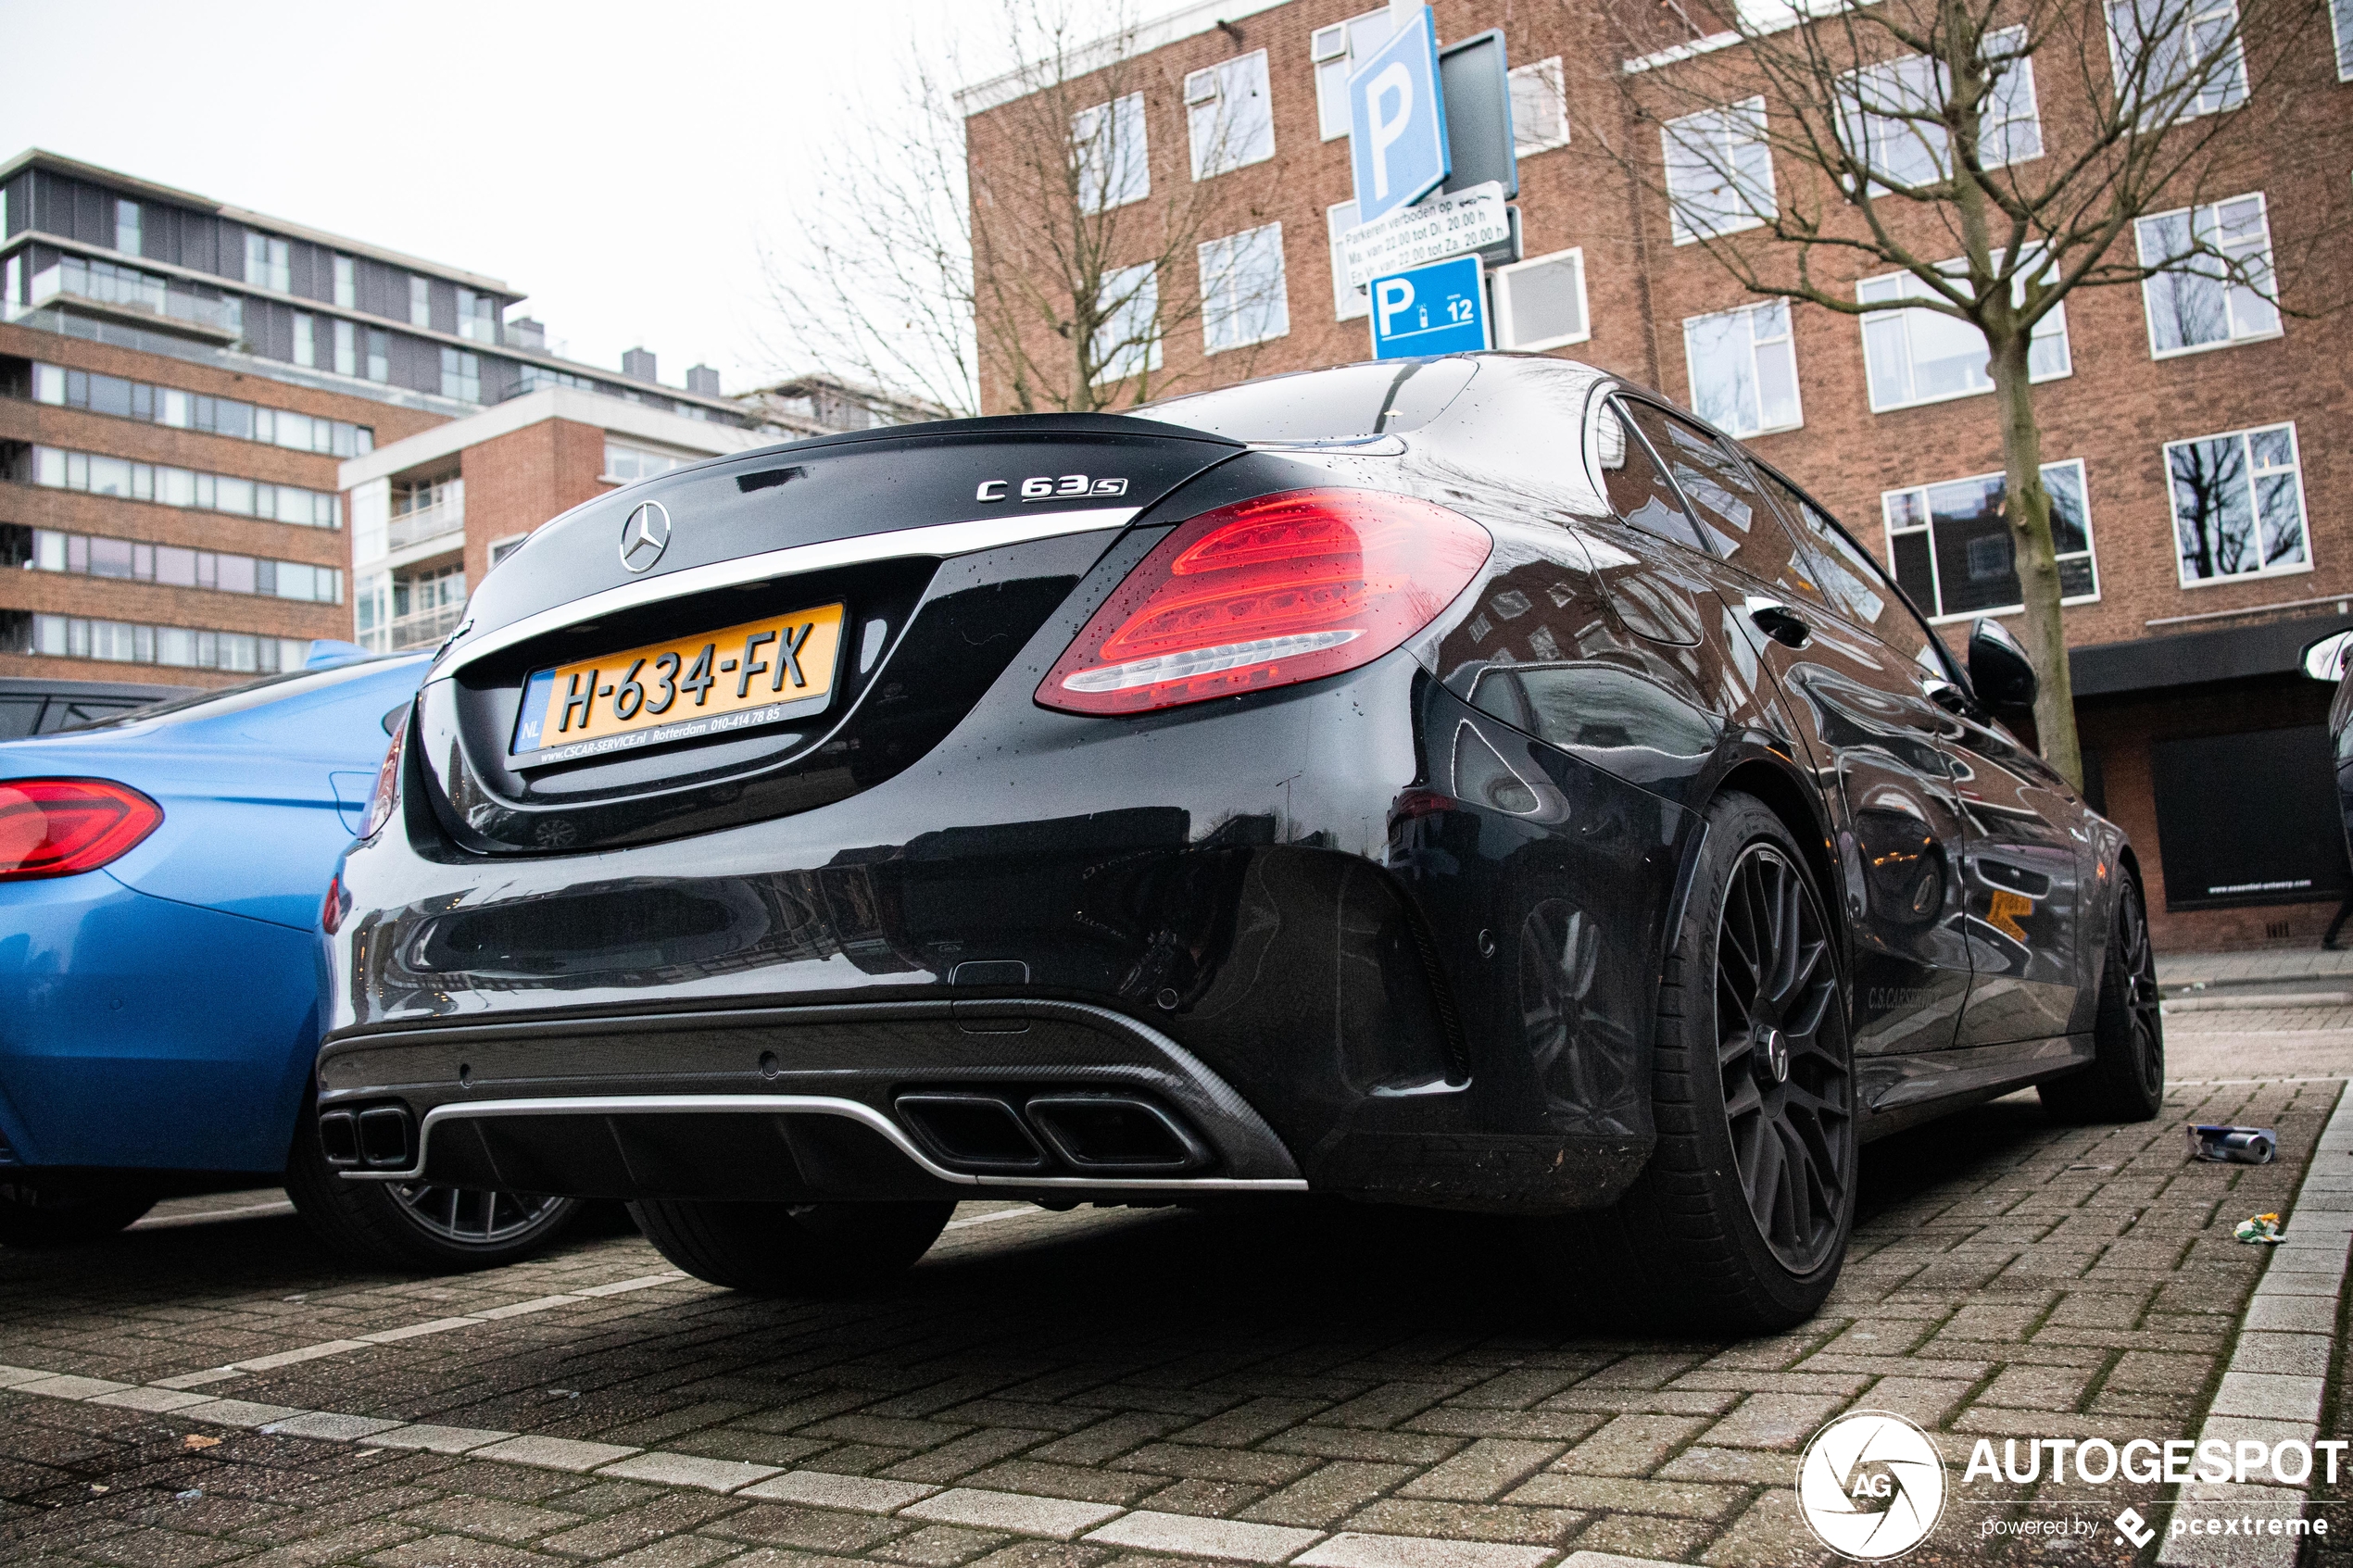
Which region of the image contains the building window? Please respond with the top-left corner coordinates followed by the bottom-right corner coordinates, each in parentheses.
top-left (333, 254), bottom-right (356, 309)
top-left (603, 440), bottom-right (687, 483)
top-left (1092, 262), bottom-right (1162, 383)
top-left (487, 534), bottom-right (530, 569)
top-left (1858, 262), bottom-right (2071, 410)
top-left (409, 275), bottom-right (432, 329)
top-left (333, 319), bottom-right (357, 377)
top-left (1074, 93), bottom-right (1151, 213)
top-left (1311, 10), bottom-right (1395, 141)
top-left (439, 346), bottom-right (481, 403)
top-left (1683, 299), bottom-right (1802, 437)
top-left (1839, 27), bottom-right (2039, 190)
top-left (24, 614), bottom-right (308, 673)
top-left (115, 199), bottom-right (142, 257)
top-left (457, 287), bottom-right (497, 344)
top-left (2136, 193), bottom-right (2280, 356)
top-left (1198, 222), bottom-right (1289, 353)
top-left (2334, 0), bottom-right (2353, 78)
top-left (25, 527), bottom-right (341, 603)
top-left (1884, 459), bottom-right (2098, 619)
top-left (367, 328), bottom-right (389, 383)
top-left (1186, 50), bottom-right (1276, 180)
top-left (1662, 97), bottom-right (1776, 244)
top-left (244, 232), bottom-right (290, 293)
top-left (1511, 58), bottom-right (1570, 155)
top-left (1326, 200), bottom-right (1369, 321)
top-left (2107, 0), bottom-right (2248, 118)
top-left (292, 312), bottom-right (315, 370)
top-left (28, 362), bottom-right (371, 455)
top-left (26, 445), bottom-right (341, 527)
top-left (2166, 421), bottom-right (2308, 585)
top-left (1493, 248), bottom-right (1590, 351)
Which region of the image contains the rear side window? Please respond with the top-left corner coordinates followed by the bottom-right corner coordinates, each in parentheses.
top-left (1618, 400), bottom-right (1827, 606)
top-left (1593, 401), bottom-right (1707, 552)
top-left (1751, 466), bottom-right (1894, 630)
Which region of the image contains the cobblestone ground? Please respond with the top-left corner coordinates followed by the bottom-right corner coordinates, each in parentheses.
top-left (1, 1021), bottom-right (2346, 1568)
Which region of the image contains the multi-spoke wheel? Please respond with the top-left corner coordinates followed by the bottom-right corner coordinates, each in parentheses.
top-left (1564, 791), bottom-right (1858, 1332)
top-left (2040, 866), bottom-right (2164, 1124)
top-left (1715, 842), bottom-right (1851, 1276)
top-left (390, 1183), bottom-right (572, 1248)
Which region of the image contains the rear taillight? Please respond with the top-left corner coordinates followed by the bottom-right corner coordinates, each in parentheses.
top-left (1038, 488), bottom-right (1491, 715)
top-left (361, 708), bottom-right (409, 840)
top-left (0, 779), bottom-right (164, 881)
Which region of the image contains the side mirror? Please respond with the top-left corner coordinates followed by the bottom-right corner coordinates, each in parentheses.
top-left (1968, 618), bottom-right (2037, 713)
top-left (2304, 629), bottom-right (2353, 683)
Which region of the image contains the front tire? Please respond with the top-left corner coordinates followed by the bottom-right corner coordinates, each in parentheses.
top-left (285, 1098), bottom-right (579, 1272)
top-left (1570, 792), bottom-right (1857, 1333)
top-left (0, 1176), bottom-right (155, 1248)
top-left (628, 1198), bottom-right (955, 1295)
top-left (2038, 866), bottom-right (2164, 1124)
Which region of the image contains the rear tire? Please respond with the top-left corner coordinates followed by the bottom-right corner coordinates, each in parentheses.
top-left (284, 1096), bottom-right (578, 1272)
top-left (628, 1198), bottom-right (955, 1295)
top-left (2038, 867), bottom-right (2164, 1124)
top-left (0, 1176), bottom-right (155, 1247)
top-left (1555, 792), bottom-right (1857, 1333)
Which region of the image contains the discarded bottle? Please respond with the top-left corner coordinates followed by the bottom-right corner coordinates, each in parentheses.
top-left (2189, 1124), bottom-right (2278, 1165)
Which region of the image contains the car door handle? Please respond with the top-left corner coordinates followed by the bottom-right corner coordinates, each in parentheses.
top-left (1745, 597), bottom-right (1810, 648)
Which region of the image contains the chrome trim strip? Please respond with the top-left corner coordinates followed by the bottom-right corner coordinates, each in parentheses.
top-left (435, 506), bottom-right (1140, 677)
top-left (338, 1093), bottom-right (1309, 1192)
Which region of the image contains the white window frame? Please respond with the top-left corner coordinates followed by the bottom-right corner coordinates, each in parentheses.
top-left (115, 200), bottom-right (142, 257)
top-left (2334, 0), bottom-right (2353, 79)
top-left (2134, 191), bottom-right (2282, 358)
top-left (1836, 27), bottom-right (2041, 192)
top-left (1198, 222), bottom-right (1290, 354)
top-left (603, 439), bottom-right (694, 485)
top-left (1312, 11), bottom-right (1394, 142)
top-left (409, 274), bottom-right (432, 329)
top-left (1857, 258), bottom-right (2073, 412)
top-left (486, 533), bottom-right (531, 569)
top-left (1493, 247), bottom-right (1591, 351)
top-left (1881, 458), bottom-right (2101, 621)
top-left (2106, 0), bottom-right (2249, 120)
top-left (1662, 96), bottom-right (1777, 244)
top-left (1074, 93), bottom-right (1151, 215)
top-left (292, 312), bottom-right (315, 370)
top-left (1510, 57), bottom-right (1570, 156)
top-left (1681, 299), bottom-right (1803, 438)
top-left (2164, 420), bottom-right (2309, 588)
top-left (1186, 50), bottom-right (1275, 181)
top-left (1092, 261), bottom-right (1163, 383)
top-left (1326, 201), bottom-right (1369, 320)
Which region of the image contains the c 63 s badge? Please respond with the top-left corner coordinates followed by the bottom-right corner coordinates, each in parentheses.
top-left (977, 475), bottom-right (1129, 502)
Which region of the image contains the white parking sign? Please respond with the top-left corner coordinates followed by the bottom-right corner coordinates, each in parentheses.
top-left (1346, 6), bottom-right (1450, 225)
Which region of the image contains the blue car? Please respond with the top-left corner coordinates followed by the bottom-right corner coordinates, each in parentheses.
top-left (0, 653), bottom-right (578, 1268)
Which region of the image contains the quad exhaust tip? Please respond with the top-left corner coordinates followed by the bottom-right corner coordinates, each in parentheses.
top-left (894, 1091), bottom-right (1209, 1177)
top-left (320, 1105), bottom-right (417, 1172)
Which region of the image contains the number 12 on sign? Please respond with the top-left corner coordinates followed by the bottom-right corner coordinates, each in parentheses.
top-left (1367, 254), bottom-right (1491, 359)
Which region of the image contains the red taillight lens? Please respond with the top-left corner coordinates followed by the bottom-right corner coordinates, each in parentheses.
top-left (361, 708), bottom-right (409, 840)
top-left (1038, 488), bottom-right (1491, 715)
top-left (0, 779), bottom-right (164, 881)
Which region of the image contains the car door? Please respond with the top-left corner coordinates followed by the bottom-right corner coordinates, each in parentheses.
top-left (1611, 396), bottom-right (1974, 1059)
top-left (1745, 462), bottom-right (2090, 1047)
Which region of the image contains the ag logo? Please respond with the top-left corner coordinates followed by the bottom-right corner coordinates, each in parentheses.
top-left (1796, 1411), bottom-right (1945, 1560)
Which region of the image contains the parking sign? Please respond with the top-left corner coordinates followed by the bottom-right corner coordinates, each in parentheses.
top-left (1368, 255), bottom-right (1490, 358)
top-left (1346, 6), bottom-right (1450, 225)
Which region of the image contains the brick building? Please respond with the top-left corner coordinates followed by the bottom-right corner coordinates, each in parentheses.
top-left (963, 0), bottom-right (2353, 950)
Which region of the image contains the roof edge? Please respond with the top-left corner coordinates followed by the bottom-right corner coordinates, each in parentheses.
top-left (955, 0), bottom-right (1291, 116)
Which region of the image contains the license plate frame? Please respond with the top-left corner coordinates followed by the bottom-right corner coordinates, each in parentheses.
top-left (508, 602), bottom-right (848, 770)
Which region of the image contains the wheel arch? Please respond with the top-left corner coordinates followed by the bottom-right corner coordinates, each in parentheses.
top-left (1701, 754), bottom-right (1853, 984)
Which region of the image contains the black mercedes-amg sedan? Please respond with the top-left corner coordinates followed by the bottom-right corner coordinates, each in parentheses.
top-left (318, 355), bottom-right (2162, 1329)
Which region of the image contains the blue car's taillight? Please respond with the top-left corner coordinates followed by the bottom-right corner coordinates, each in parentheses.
top-left (0, 779), bottom-right (164, 880)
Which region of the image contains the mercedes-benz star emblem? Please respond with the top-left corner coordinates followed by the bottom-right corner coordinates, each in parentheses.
top-left (619, 500), bottom-right (671, 572)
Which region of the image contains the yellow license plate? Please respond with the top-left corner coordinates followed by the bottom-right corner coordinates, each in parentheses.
top-left (510, 602), bottom-right (846, 764)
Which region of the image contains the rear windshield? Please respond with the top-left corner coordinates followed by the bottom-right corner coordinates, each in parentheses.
top-left (1130, 358), bottom-right (1478, 444)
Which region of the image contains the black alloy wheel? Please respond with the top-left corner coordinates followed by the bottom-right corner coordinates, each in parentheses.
top-left (390, 1182), bottom-right (571, 1248)
top-left (2040, 866), bottom-right (2164, 1124)
top-left (1715, 841), bottom-right (1851, 1276)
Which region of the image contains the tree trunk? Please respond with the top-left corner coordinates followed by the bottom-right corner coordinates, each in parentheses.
top-left (1985, 327), bottom-right (2084, 791)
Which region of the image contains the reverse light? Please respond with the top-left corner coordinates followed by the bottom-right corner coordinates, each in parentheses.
top-left (361, 706), bottom-right (409, 840)
top-left (1038, 488), bottom-right (1491, 715)
top-left (0, 779), bottom-right (164, 881)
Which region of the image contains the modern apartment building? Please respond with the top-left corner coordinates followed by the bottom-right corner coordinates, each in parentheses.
top-left (963, 0), bottom-right (2353, 949)
top-left (0, 149), bottom-right (765, 685)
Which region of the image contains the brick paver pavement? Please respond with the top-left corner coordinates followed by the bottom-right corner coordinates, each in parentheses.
top-left (1, 1041), bottom-right (2345, 1568)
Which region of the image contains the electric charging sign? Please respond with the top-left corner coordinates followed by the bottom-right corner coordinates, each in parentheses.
top-left (1368, 254), bottom-right (1490, 358)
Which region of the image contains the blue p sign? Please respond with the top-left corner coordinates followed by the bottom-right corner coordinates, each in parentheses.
top-left (1347, 7), bottom-right (1450, 224)
top-left (1367, 255), bottom-right (1490, 359)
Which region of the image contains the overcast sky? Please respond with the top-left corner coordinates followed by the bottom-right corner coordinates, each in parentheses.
top-left (0, 0), bottom-right (1041, 396)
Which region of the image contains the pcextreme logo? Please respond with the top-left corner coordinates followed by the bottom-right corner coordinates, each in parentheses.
top-left (1796, 1411), bottom-right (1947, 1560)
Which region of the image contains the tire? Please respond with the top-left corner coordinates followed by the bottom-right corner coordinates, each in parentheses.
top-left (628, 1198), bottom-right (955, 1295)
top-left (2038, 866), bottom-right (2164, 1124)
top-left (1562, 792), bottom-right (1858, 1333)
top-left (0, 1175), bottom-right (155, 1247)
top-left (284, 1095), bottom-right (579, 1272)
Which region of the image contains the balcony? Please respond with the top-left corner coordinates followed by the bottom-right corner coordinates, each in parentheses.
top-left (387, 599), bottom-right (466, 651)
top-left (388, 496), bottom-right (464, 554)
top-left (27, 257), bottom-right (242, 343)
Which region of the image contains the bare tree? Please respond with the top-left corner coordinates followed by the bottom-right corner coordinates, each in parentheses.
top-left (1592, 0), bottom-right (2337, 785)
top-left (761, 0), bottom-right (1286, 419)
